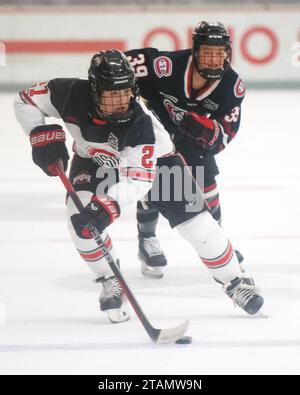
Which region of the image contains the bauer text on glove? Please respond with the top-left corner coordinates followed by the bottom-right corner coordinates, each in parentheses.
top-left (29, 124), bottom-right (69, 176)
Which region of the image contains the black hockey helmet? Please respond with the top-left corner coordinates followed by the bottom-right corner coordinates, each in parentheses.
top-left (88, 49), bottom-right (138, 123)
top-left (192, 21), bottom-right (231, 80)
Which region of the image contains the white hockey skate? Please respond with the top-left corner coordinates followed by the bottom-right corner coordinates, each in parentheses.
top-left (138, 234), bottom-right (167, 279)
top-left (99, 276), bottom-right (130, 324)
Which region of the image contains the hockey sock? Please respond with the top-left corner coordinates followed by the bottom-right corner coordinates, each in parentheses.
top-left (176, 211), bottom-right (241, 283)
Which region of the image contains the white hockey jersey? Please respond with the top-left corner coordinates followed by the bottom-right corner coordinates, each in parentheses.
top-left (14, 78), bottom-right (174, 209)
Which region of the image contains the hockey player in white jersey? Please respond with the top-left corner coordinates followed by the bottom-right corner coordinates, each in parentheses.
top-left (14, 49), bottom-right (264, 323)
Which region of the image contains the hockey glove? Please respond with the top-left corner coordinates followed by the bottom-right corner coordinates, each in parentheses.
top-left (30, 124), bottom-right (69, 176)
top-left (71, 195), bottom-right (120, 239)
top-left (179, 112), bottom-right (221, 151)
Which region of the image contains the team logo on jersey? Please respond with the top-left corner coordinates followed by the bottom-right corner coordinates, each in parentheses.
top-left (153, 56), bottom-right (173, 78)
top-left (73, 171), bottom-right (92, 185)
top-left (87, 146), bottom-right (120, 168)
top-left (234, 78), bottom-right (246, 98)
top-left (164, 99), bottom-right (186, 123)
top-left (108, 132), bottom-right (119, 151)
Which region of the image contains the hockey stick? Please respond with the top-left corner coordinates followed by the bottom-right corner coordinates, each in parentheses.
top-left (51, 161), bottom-right (189, 344)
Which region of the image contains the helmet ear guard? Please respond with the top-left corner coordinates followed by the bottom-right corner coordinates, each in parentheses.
top-left (192, 21), bottom-right (231, 80)
top-left (88, 50), bottom-right (138, 123)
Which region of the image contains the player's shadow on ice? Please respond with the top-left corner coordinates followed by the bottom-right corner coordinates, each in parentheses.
top-left (53, 266), bottom-right (212, 297)
top-left (53, 267), bottom-right (233, 310)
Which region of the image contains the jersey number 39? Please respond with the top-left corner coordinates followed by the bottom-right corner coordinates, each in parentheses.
top-left (127, 54), bottom-right (148, 77)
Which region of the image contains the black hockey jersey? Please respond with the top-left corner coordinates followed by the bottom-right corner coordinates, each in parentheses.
top-left (125, 48), bottom-right (246, 176)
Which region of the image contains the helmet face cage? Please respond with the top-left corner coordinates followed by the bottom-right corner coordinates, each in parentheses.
top-left (192, 21), bottom-right (231, 80)
top-left (98, 87), bottom-right (137, 123)
top-left (88, 50), bottom-right (138, 123)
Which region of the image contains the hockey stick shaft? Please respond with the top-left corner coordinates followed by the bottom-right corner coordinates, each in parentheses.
top-left (52, 162), bottom-right (164, 342)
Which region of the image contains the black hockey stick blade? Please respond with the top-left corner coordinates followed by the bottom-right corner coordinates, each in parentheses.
top-left (153, 319), bottom-right (190, 344)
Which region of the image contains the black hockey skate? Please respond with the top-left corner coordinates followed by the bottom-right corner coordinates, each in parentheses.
top-left (138, 233), bottom-right (167, 279)
top-left (98, 276), bottom-right (130, 323)
top-left (224, 276), bottom-right (264, 315)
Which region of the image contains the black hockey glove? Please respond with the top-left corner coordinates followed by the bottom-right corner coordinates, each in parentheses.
top-left (71, 195), bottom-right (120, 239)
top-left (30, 124), bottom-right (69, 176)
top-left (179, 112), bottom-right (221, 151)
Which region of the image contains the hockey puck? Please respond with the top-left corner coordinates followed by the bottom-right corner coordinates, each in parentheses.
top-left (175, 336), bottom-right (193, 344)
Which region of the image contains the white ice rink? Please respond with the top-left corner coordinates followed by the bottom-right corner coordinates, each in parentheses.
top-left (1, 89), bottom-right (300, 375)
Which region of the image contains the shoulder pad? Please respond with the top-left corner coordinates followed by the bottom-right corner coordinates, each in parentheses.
top-left (48, 78), bottom-right (89, 119)
top-left (224, 68), bottom-right (246, 99)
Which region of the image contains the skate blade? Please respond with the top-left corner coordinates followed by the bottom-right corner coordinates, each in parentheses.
top-left (106, 305), bottom-right (130, 324)
top-left (141, 264), bottom-right (164, 279)
top-left (255, 311), bottom-right (269, 319)
top-left (139, 256), bottom-right (164, 279)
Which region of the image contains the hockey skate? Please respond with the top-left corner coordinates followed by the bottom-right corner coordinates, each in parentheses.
top-left (138, 234), bottom-right (167, 279)
top-left (98, 276), bottom-right (130, 324)
top-left (223, 276), bottom-right (264, 315)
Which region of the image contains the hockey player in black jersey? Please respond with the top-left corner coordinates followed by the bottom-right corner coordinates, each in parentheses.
top-left (14, 49), bottom-right (263, 321)
top-left (126, 21), bottom-right (246, 279)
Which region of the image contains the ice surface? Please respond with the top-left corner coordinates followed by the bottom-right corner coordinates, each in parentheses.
top-left (1, 90), bottom-right (300, 374)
